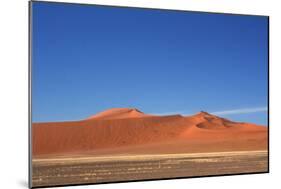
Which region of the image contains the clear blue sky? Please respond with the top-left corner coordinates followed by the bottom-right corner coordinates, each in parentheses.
top-left (32, 2), bottom-right (268, 125)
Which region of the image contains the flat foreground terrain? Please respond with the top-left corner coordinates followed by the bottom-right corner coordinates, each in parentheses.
top-left (32, 150), bottom-right (268, 187)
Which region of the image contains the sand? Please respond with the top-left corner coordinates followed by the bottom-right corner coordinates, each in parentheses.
top-left (32, 108), bottom-right (268, 158)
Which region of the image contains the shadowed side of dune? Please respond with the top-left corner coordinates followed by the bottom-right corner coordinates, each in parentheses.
top-left (33, 115), bottom-right (190, 156)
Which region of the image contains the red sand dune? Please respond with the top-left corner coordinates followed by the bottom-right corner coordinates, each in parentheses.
top-left (32, 108), bottom-right (268, 158)
top-left (86, 108), bottom-right (154, 120)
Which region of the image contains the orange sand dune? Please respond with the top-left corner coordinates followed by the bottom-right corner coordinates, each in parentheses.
top-left (86, 108), bottom-right (155, 120)
top-left (32, 108), bottom-right (268, 158)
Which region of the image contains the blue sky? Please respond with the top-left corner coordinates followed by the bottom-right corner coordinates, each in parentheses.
top-left (32, 2), bottom-right (268, 125)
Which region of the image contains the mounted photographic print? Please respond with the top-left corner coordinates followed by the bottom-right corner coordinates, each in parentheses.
top-left (29, 1), bottom-right (269, 188)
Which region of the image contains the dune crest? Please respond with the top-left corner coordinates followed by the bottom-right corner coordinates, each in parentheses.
top-left (86, 108), bottom-right (155, 120)
top-left (32, 108), bottom-right (268, 157)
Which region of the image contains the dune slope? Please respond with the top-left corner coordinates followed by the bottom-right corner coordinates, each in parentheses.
top-left (32, 108), bottom-right (268, 157)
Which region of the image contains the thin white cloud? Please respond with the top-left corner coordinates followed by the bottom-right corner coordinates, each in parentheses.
top-left (211, 107), bottom-right (268, 116)
top-left (151, 106), bottom-right (268, 116)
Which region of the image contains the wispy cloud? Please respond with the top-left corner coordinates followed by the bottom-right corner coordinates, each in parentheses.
top-left (211, 107), bottom-right (268, 116)
top-left (151, 106), bottom-right (268, 116)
